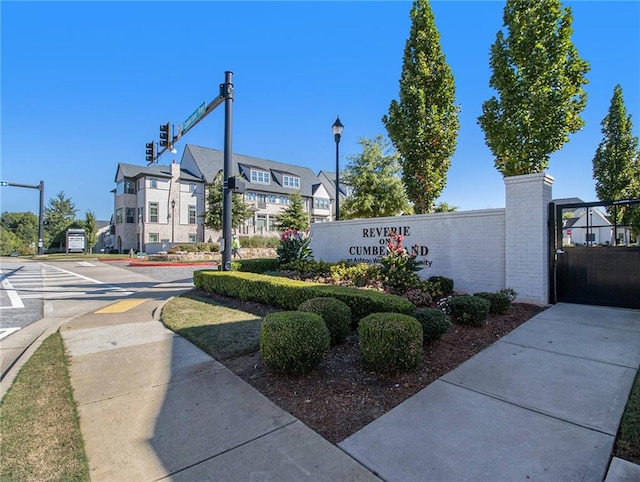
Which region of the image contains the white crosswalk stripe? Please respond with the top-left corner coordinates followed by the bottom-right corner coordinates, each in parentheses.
top-left (1, 264), bottom-right (133, 306)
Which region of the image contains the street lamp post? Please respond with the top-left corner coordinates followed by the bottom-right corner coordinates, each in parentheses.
top-left (332, 116), bottom-right (344, 221)
top-left (171, 199), bottom-right (176, 243)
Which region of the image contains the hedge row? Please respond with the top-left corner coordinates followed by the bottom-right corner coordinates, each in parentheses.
top-left (193, 270), bottom-right (414, 321)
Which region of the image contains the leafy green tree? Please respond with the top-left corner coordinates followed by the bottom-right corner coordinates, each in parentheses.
top-left (1, 211), bottom-right (38, 249)
top-left (276, 193), bottom-right (309, 232)
top-left (84, 210), bottom-right (98, 253)
top-left (478, 0), bottom-right (590, 176)
top-left (44, 192), bottom-right (77, 250)
top-left (383, 0), bottom-right (459, 214)
top-left (434, 202), bottom-right (457, 213)
top-left (0, 226), bottom-right (21, 255)
top-left (341, 135), bottom-right (410, 219)
top-left (203, 172), bottom-right (249, 231)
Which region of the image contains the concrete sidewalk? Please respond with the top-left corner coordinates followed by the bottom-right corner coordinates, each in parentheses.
top-left (58, 300), bottom-right (640, 481)
top-left (59, 297), bottom-right (378, 481)
top-left (340, 304), bottom-right (640, 481)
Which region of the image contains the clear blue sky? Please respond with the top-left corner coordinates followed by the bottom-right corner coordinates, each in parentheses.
top-left (2, 1), bottom-right (639, 221)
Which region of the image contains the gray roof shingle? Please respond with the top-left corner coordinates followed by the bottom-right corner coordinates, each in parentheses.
top-left (183, 144), bottom-right (322, 197)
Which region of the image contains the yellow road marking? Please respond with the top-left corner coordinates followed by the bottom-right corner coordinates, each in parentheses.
top-left (95, 299), bottom-right (148, 314)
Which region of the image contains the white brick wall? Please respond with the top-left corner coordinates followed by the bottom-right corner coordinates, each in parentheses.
top-left (310, 172), bottom-right (554, 304)
top-left (310, 209), bottom-right (506, 295)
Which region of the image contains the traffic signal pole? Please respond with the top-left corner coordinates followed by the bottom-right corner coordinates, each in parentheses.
top-left (0, 180), bottom-right (45, 254)
top-left (145, 71), bottom-right (235, 270)
top-left (221, 71), bottom-right (234, 271)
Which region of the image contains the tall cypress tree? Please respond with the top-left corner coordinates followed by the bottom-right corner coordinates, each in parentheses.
top-left (592, 84), bottom-right (640, 224)
top-left (478, 0), bottom-right (589, 176)
top-left (383, 0), bottom-right (459, 214)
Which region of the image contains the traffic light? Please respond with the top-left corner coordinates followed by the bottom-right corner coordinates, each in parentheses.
top-left (228, 176), bottom-right (246, 194)
top-left (145, 142), bottom-right (156, 163)
top-left (159, 122), bottom-right (170, 148)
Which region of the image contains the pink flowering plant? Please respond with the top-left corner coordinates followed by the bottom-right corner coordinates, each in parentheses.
top-left (379, 232), bottom-right (425, 293)
top-left (277, 228), bottom-right (312, 265)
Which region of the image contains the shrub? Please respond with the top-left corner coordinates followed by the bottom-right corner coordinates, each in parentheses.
top-left (379, 233), bottom-right (425, 292)
top-left (473, 291), bottom-right (511, 314)
top-left (427, 276), bottom-right (455, 297)
top-left (193, 270), bottom-right (415, 322)
top-left (358, 313), bottom-right (423, 373)
top-left (241, 235), bottom-right (280, 248)
top-left (330, 262), bottom-right (380, 287)
top-left (196, 242), bottom-right (220, 253)
top-left (298, 297), bottom-right (351, 344)
top-left (235, 258), bottom-right (280, 273)
top-left (499, 288), bottom-right (518, 302)
top-left (404, 283), bottom-right (433, 307)
top-left (260, 311), bottom-right (330, 375)
top-left (413, 308), bottom-right (451, 342)
top-left (281, 259), bottom-right (333, 277)
top-left (447, 295), bottom-right (490, 326)
top-left (277, 229), bottom-right (312, 264)
top-left (168, 244), bottom-right (198, 253)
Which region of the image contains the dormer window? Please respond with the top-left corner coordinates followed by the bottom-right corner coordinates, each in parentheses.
top-left (283, 175), bottom-right (300, 188)
top-left (251, 169), bottom-right (270, 184)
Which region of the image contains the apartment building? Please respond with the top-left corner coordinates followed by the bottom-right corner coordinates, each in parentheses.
top-left (113, 144), bottom-right (334, 253)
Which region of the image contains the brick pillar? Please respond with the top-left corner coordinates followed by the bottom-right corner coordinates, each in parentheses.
top-left (504, 173), bottom-right (554, 304)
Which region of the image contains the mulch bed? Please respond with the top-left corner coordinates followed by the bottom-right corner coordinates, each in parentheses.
top-left (223, 302), bottom-right (546, 444)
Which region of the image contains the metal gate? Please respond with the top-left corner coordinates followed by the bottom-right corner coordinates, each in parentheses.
top-left (549, 199), bottom-right (640, 309)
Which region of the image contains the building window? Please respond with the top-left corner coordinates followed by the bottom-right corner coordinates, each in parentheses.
top-left (149, 233), bottom-right (159, 243)
top-left (125, 208), bottom-right (135, 223)
top-left (283, 175), bottom-right (300, 188)
top-left (124, 180), bottom-right (135, 194)
top-left (115, 208), bottom-right (123, 224)
top-left (279, 195), bottom-right (289, 205)
top-left (188, 234), bottom-right (197, 243)
top-left (314, 198), bottom-right (330, 210)
top-left (188, 205), bottom-right (196, 224)
top-left (138, 179), bottom-right (143, 191)
top-left (189, 183), bottom-right (196, 193)
top-left (245, 191), bottom-right (257, 202)
top-left (149, 202), bottom-right (159, 223)
top-left (150, 179), bottom-right (158, 189)
top-left (267, 194), bottom-right (276, 204)
top-left (251, 170), bottom-right (270, 184)
top-left (257, 214), bottom-right (266, 231)
top-left (267, 216), bottom-right (276, 232)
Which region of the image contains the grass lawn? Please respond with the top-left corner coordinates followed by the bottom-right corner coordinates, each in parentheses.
top-left (160, 293), bottom-right (276, 360)
top-left (0, 333), bottom-right (89, 481)
top-left (616, 369), bottom-right (640, 464)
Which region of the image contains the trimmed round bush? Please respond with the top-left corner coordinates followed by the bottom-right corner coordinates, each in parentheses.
top-left (447, 295), bottom-right (490, 326)
top-left (413, 308), bottom-right (451, 342)
top-left (298, 297), bottom-right (351, 344)
top-left (260, 311), bottom-right (330, 375)
top-left (358, 313), bottom-right (423, 373)
top-left (473, 292), bottom-right (511, 314)
top-left (427, 276), bottom-right (455, 297)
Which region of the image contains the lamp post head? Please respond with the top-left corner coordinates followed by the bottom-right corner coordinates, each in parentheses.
top-left (171, 199), bottom-right (176, 208)
top-left (332, 116), bottom-right (344, 142)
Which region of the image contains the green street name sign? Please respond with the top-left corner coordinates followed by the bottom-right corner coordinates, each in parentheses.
top-left (183, 102), bottom-right (206, 133)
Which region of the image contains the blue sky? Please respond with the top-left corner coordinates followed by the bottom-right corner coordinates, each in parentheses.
top-left (2, 1), bottom-right (639, 221)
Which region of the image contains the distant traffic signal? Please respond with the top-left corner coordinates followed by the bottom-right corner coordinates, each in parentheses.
top-left (159, 122), bottom-right (170, 148)
top-left (145, 142), bottom-right (156, 163)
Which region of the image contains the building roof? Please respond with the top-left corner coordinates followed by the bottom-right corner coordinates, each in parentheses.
top-left (183, 144), bottom-right (323, 197)
top-left (115, 162), bottom-right (201, 182)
